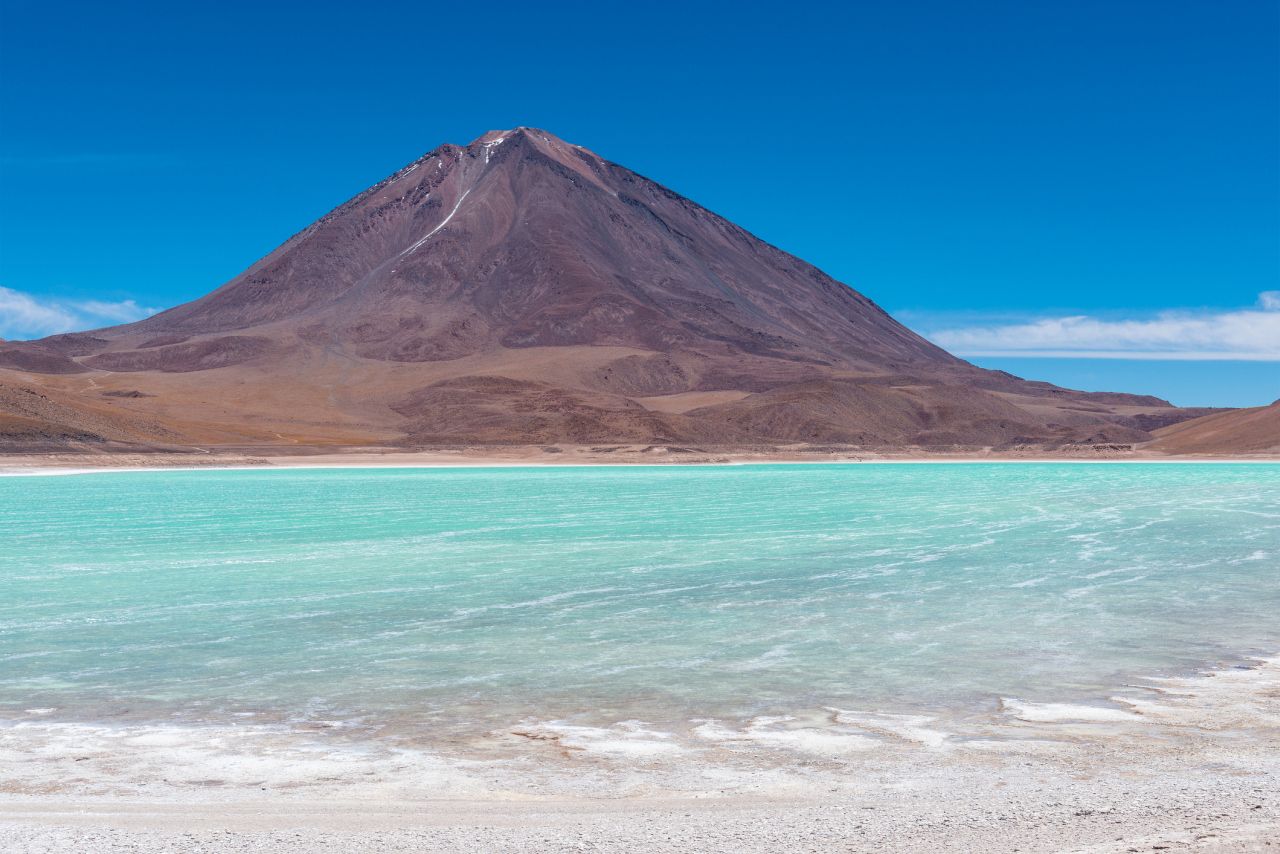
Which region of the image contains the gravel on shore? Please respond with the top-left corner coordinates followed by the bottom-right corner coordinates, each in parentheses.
top-left (2, 777), bottom-right (1277, 854)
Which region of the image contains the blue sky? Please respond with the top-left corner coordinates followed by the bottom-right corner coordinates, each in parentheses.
top-left (1, 0), bottom-right (1275, 406)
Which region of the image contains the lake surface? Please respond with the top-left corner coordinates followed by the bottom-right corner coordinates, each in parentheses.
top-left (2, 463), bottom-right (1277, 744)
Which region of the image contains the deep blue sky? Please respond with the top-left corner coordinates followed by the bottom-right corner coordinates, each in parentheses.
top-left (1, 0), bottom-right (1276, 405)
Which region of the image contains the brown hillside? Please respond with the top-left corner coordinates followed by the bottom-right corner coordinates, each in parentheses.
top-left (0, 128), bottom-right (1239, 453)
top-left (1145, 401), bottom-right (1280, 455)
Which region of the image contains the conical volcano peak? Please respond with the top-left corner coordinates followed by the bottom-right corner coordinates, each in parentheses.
top-left (464, 127), bottom-right (606, 179)
top-left (472, 127), bottom-right (584, 151)
top-left (3, 127), bottom-right (1202, 451)
top-left (51, 125), bottom-right (958, 371)
top-left (476, 129), bottom-right (515, 144)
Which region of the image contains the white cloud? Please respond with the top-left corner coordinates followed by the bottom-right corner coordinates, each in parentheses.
top-left (0, 287), bottom-right (161, 341)
top-left (76, 299), bottom-right (158, 324)
top-left (914, 293), bottom-right (1280, 361)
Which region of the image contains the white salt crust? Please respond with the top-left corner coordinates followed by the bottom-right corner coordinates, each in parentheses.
top-left (1, 656), bottom-right (1277, 851)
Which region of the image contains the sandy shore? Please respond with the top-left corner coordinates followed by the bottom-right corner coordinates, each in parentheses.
top-left (2, 657), bottom-right (1277, 852)
top-left (2, 790), bottom-right (1277, 853)
top-left (2, 443), bottom-right (1278, 474)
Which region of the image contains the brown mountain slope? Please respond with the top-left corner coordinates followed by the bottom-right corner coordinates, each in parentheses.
top-left (0, 377), bottom-right (189, 449)
top-left (84, 128), bottom-right (952, 370)
top-left (1145, 401), bottom-right (1280, 455)
top-left (0, 128), bottom-right (1232, 452)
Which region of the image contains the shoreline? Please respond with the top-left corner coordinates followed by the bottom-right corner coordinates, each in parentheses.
top-left (2, 654), bottom-right (1277, 851)
top-left (2, 444), bottom-right (1278, 476)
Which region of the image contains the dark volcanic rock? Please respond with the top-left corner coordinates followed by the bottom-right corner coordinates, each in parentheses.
top-left (33, 334), bottom-right (111, 356)
top-left (0, 343), bottom-right (91, 374)
top-left (100, 389), bottom-right (156, 398)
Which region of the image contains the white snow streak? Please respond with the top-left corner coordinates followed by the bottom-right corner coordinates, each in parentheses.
top-left (390, 163), bottom-right (419, 183)
top-left (402, 189), bottom-right (471, 255)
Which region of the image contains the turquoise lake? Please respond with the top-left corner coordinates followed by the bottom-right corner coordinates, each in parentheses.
top-left (1, 463), bottom-right (1277, 739)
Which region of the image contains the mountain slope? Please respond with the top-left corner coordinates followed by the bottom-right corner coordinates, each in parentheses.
top-left (1145, 401), bottom-right (1280, 455)
top-left (73, 129), bottom-right (952, 374)
top-left (0, 128), bottom-right (1226, 451)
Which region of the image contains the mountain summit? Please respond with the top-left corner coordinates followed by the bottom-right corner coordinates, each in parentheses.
top-left (95, 127), bottom-right (953, 370)
top-left (2, 129), bottom-right (1217, 450)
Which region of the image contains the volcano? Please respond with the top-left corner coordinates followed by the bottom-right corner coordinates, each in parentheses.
top-left (0, 128), bottom-right (1224, 452)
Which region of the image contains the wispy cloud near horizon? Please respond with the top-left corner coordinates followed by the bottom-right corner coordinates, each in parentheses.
top-left (0, 287), bottom-right (162, 341)
top-left (903, 293), bottom-right (1280, 361)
